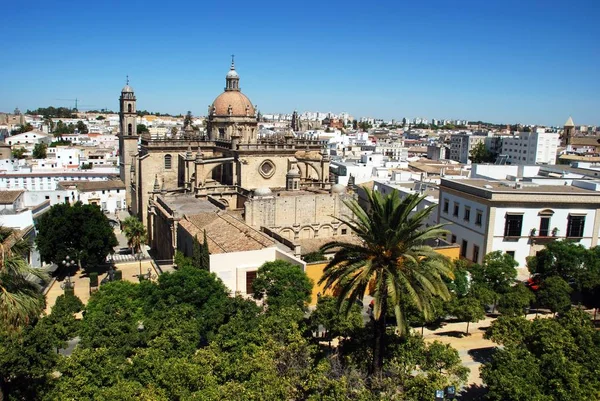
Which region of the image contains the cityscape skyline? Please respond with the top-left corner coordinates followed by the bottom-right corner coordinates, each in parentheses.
top-left (1, 0), bottom-right (598, 126)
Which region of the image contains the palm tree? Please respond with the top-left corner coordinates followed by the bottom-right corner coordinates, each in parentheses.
top-left (319, 189), bottom-right (454, 376)
top-left (0, 226), bottom-right (47, 331)
top-left (122, 216), bottom-right (147, 256)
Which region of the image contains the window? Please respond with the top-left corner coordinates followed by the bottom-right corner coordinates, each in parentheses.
top-left (164, 154), bottom-right (172, 169)
top-left (128, 123), bottom-right (132, 135)
top-left (341, 228), bottom-right (348, 235)
top-left (473, 245), bottom-right (480, 262)
top-left (443, 199), bottom-right (449, 213)
top-left (567, 215), bottom-right (586, 238)
top-left (453, 202), bottom-right (459, 217)
top-left (504, 214), bottom-right (523, 237)
top-left (246, 271), bottom-right (257, 295)
top-left (506, 251), bottom-right (515, 259)
top-left (461, 240), bottom-right (468, 258)
top-left (475, 210), bottom-right (483, 226)
top-left (451, 235), bottom-right (456, 244)
top-left (539, 216), bottom-right (550, 236)
top-left (128, 103), bottom-right (132, 113)
top-left (464, 207), bottom-right (471, 222)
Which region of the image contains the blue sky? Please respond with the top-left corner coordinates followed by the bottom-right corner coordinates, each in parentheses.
top-left (1, 0), bottom-right (598, 126)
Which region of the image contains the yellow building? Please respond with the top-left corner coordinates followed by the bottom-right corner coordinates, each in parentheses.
top-left (305, 242), bottom-right (460, 306)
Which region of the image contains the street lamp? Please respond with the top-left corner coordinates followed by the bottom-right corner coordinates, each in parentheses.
top-left (61, 255), bottom-right (76, 289)
top-left (137, 251), bottom-right (143, 280)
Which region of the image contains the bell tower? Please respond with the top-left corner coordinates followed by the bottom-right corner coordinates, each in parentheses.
top-left (118, 77), bottom-right (139, 212)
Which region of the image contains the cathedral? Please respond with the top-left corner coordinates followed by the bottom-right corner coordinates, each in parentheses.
top-left (118, 59), bottom-right (351, 263)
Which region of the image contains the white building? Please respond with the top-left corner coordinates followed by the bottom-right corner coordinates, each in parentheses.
top-left (500, 128), bottom-right (559, 165)
top-left (5, 130), bottom-right (52, 153)
top-left (57, 180), bottom-right (126, 214)
top-left (449, 132), bottom-right (487, 164)
top-left (439, 178), bottom-right (600, 271)
top-left (0, 190), bottom-right (52, 267)
top-left (0, 170), bottom-right (119, 192)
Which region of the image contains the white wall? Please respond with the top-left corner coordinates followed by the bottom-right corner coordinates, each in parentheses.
top-left (210, 247), bottom-right (306, 296)
top-left (490, 206), bottom-right (597, 267)
top-left (439, 191), bottom-right (487, 264)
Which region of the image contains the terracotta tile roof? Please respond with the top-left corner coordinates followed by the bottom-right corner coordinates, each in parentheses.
top-left (181, 211), bottom-right (277, 254)
top-left (0, 190), bottom-right (24, 204)
top-left (570, 137), bottom-right (600, 147)
top-left (57, 179), bottom-right (125, 192)
top-left (297, 235), bottom-right (362, 255)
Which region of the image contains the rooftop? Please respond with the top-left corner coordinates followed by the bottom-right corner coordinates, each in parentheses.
top-left (441, 179), bottom-right (600, 201)
top-left (181, 211), bottom-right (277, 254)
top-left (57, 179), bottom-right (125, 192)
top-left (158, 193), bottom-right (220, 217)
top-left (0, 190), bottom-right (24, 204)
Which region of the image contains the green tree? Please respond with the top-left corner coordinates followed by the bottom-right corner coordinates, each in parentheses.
top-left (183, 111), bottom-right (194, 130)
top-left (75, 120), bottom-right (88, 134)
top-left (252, 260), bottom-right (313, 310)
top-left (11, 148), bottom-right (26, 159)
top-left (528, 241), bottom-right (589, 290)
top-left (137, 124), bottom-right (149, 134)
top-left (36, 202), bottom-right (118, 270)
top-left (122, 216), bottom-right (147, 257)
top-left (319, 190), bottom-right (453, 376)
top-left (0, 226), bottom-right (47, 331)
top-left (192, 235), bottom-right (203, 269)
top-left (452, 296), bottom-right (485, 335)
top-left (470, 251), bottom-right (518, 311)
top-left (32, 143), bottom-right (47, 159)
top-left (497, 283), bottom-right (535, 316)
top-left (482, 310), bottom-right (600, 401)
top-left (536, 275), bottom-right (572, 315)
top-left (484, 315), bottom-right (531, 347)
top-left (309, 295), bottom-right (363, 346)
top-left (468, 141), bottom-right (494, 163)
top-left (303, 251), bottom-right (325, 263)
top-left (358, 121), bottom-right (372, 131)
top-left (0, 319), bottom-right (59, 400)
top-left (16, 123), bottom-right (34, 133)
top-left (201, 230), bottom-right (210, 270)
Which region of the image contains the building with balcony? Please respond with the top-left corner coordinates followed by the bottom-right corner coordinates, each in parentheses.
top-left (438, 178), bottom-right (600, 270)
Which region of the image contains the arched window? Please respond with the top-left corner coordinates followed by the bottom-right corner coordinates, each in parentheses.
top-left (127, 123), bottom-right (132, 135)
top-left (128, 103), bottom-right (132, 113)
top-left (164, 154), bottom-right (172, 169)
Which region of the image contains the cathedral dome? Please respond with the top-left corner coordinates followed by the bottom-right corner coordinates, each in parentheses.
top-left (122, 84), bottom-right (134, 93)
top-left (211, 91), bottom-right (255, 116)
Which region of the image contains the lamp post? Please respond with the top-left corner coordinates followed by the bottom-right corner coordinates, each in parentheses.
top-left (137, 251), bottom-right (143, 281)
top-left (61, 255), bottom-right (76, 291)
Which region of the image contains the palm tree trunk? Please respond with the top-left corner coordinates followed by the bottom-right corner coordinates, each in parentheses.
top-left (371, 314), bottom-right (386, 377)
top-left (466, 321), bottom-right (470, 335)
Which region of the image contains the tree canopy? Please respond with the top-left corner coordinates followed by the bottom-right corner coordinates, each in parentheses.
top-left (482, 310), bottom-right (600, 401)
top-left (36, 202), bottom-right (118, 270)
top-left (252, 260), bottom-right (313, 310)
top-left (0, 259), bottom-right (472, 400)
top-left (32, 143), bottom-right (47, 159)
top-left (468, 141), bottom-right (495, 163)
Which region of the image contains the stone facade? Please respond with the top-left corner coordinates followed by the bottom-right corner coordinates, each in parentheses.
top-left (245, 190), bottom-right (352, 240)
top-left (120, 61), bottom-right (346, 261)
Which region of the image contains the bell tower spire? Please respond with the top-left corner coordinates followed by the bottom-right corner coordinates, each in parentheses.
top-left (225, 55), bottom-right (240, 92)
